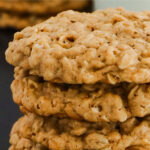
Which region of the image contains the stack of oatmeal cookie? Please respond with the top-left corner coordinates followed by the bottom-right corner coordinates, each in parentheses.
top-left (6, 8), bottom-right (150, 150)
top-left (0, 0), bottom-right (91, 29)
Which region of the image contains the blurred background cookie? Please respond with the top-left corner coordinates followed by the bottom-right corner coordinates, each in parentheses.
top-left (0, 0), bottom-right (91, 14)
top-left (0, 0), bottom-right (92, 29)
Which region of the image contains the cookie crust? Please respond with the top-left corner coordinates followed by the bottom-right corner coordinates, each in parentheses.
top-left (10, 113), bottom-right (150, 150)
top-left (6, 8), bottom-right (150, 84)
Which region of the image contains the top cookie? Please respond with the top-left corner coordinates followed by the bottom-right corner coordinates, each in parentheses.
top-left (6, 8), bottom-right (150, 84)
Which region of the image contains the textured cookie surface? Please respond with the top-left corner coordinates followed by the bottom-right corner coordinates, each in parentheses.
top-left (9, 118), bottom-right (48, 150)
top-left (12, 68), bottom-right (150, 122)
top-left (10, 113), bottom-right (150, 150)
top-left (0, 0), bottom-right (88, 14)
top-left (9, 139), bottom-right (47, 150)
top-left (6, 8), bottom-right (150, 84)
top-left (11, 75), bottom-right (130, 122)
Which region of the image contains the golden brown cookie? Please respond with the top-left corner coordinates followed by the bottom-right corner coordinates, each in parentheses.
top-left (9, 140), bottom-right (47, 150)
top-left (9, 117), bottom-right (48, 150)
top-left (11, 67), bottom-right (150, 122)
top-left (10, 113), bottom-right (150, 150)
top-left (6, 8), bottom-right (150, 84)
top-left (11, 75), bottom-right (130, 122)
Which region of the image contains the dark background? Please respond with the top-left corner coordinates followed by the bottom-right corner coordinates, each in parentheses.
top-left (0, 29), bottom-right (22, 150)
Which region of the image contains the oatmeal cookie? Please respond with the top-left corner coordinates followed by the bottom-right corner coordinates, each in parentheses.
top-left (11, 74), bottom-right (130, 122)
top-left (12, 70), bottom-right (150, 122)
top-left (0, 0), bottom-right (89, 15)
top-left (9, 118), bottom-right (48, 150)
top-left (10, 113), bottom-right (150, 150)
top-left (6, 8), bottom-right (150, 84)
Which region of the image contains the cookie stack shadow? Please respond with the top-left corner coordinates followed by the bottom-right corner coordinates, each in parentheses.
top-left (5, 8), bottom-right (150, 150)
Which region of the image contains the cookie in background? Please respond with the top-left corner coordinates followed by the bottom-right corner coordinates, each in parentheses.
top-left (0, 0), bottom-right (93, 29)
